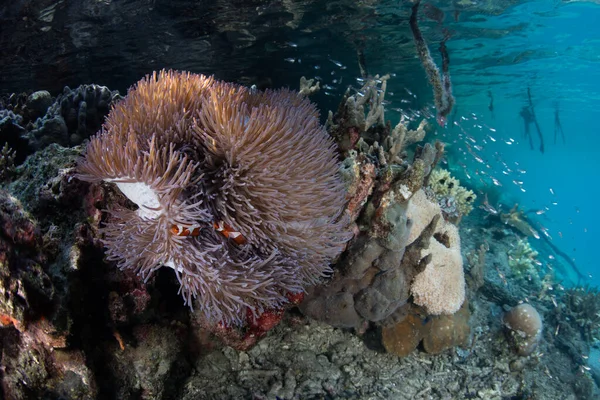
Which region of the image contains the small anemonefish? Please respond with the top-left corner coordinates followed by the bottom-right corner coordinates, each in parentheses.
top-left (170, 224), bottom-right (201, 237)
top-left (170, 221), bottom-right (247, 245)
top-left (212, 221), bottom-right (247, 245)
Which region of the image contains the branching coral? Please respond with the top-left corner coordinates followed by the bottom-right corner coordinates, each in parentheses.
top-left (564, 287), bottom-right (600, 342)
top-left (77, 70), bottom-right (350, 326)
top-left (0, 143), bottom-right (16, 181)
top-left (326, 74), bottom-right (390, 151)
top-left (298, 76), bottom-right (320, 96)
top-left (508, 238), bottom-right (539, 279)
top-left (356, 119), bottom-right (429, 167)
top-left (326, 74), bottom-right (430, 169)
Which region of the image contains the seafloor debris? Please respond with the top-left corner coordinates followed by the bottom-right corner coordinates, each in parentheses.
top-left (501, 203), bottom-right (539, 238)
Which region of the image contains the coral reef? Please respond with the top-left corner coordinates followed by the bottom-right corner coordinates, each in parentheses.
top-left (339, 150), bottom-right (377, 221)
top-left (0, 142), bottom-right (188, 399)
top-left (28, 84), bottom-right (123, 149)
top-left (1, 91), bottom-right (51, 124)
top-left (429, 168), bottom-right (460, 197)
top-left (300, 169), bottom-right (460, 329)
top-left (356, 119), bottom-right (429, 167)
top-left (0, 191), bottom-right (51, 331)
top-left (0, 182), bottom-right (98, 399)
top-left (508, 238), bottom-right (540, 280)
top-left (300, 74), bottom-right (466, 357)
top-left (381, 309), bottom-right (429, 357)
top-left (410, 213), bottom-right (465, 315)
top-left (0, 86), bottom-right (122, 165)
top-left (298, 76), bottom-right (320, 96)
top-left (0, 74), bottom-right (597, 399)
top-left (422, 299), bottom-right (470, 354)
top-left (326, 73), bottom-right (431, 162)
top-left (77, 70), bottom-right (350, 327)
top-left (0, 109), bottom-right (27, 164)
top-left (326, 74), bottom-right (390, 152)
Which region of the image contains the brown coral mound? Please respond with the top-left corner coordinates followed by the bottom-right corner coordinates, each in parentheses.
top-left (503, 303), bottom-right (543, 356)
top-left (77, 70), bottom-right (349, 326)
top-left (381, 301), bottom-right (470, 357)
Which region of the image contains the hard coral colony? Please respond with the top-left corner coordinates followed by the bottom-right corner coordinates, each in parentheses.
top-left (77, 70), bottom-right (350, 326)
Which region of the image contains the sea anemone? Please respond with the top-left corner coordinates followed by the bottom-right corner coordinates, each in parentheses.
top-left (77, 70), bottom-right (350, 325)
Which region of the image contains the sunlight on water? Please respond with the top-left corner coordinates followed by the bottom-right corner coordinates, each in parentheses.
top-left (441, 0), bottom-right (599, 286)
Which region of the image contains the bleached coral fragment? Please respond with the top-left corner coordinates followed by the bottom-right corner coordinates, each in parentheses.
top-left (298, 76), bottom-right (320, 96)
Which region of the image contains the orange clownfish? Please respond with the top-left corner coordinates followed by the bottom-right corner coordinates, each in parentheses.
top-left (212, 221), bottom-right (247, 245)
top-left (170, 224), bottom-right (201, 237)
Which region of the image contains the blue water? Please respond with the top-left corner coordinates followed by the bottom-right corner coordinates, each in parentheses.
top-left (300, 0), bottom-right (600, 287)
top-left (435, 0), bottom-right (600, 286)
